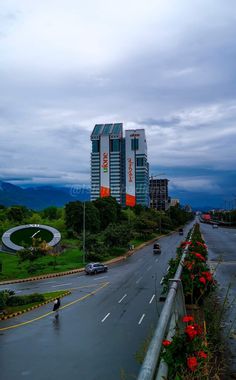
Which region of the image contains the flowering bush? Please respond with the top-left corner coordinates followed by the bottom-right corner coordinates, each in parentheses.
top-left (162, 224), bottom-right (216, 305)
top-left (161, 315), bottom-right (208, 379)
top-left (160, 223), bottom-right (216, 378)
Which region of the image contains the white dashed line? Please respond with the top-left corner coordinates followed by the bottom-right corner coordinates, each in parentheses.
top-left (160, 277), bottom-right (164, 285)
top-left (138, 314), bottom-right (145, 325)
top-left (44, 281), bottom-right (56, 284)
top-left (136, 277), bottom-right (143, 284)
top-left (118, 294), bottom-right (127, 303)
top-left (101, 313), bottom-right (110, 323)
top-left (155, 258), bottom-right (159, 262)
top-left (149, 294), bottom-right (155, 304)
top-left (147, 266), bottom-right (152, 272)
top-left (167, 266), bottom-right (170, 271)
top-left (52, 283), bottom-right (72, 287)
top-left (93, 276), bottom-right (107, 281)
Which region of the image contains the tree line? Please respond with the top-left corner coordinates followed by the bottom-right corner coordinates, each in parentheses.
top-left (0, 198), bottom-right (194, 263)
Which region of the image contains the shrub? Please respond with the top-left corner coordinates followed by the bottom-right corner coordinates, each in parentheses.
top-left (6, 293), bottom-right (45, 306)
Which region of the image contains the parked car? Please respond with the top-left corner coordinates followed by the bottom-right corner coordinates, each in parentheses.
top-left (85, 262), bottom-right (108, 275)
top-left (153, 243), bottom-right (161, 254)
top-left (178, 228), bottom-right (184, 236)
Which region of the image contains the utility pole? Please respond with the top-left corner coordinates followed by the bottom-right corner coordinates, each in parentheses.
top-left (83, 202), bottom-right (86, 264)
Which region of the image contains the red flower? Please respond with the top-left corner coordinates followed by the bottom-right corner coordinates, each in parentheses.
top-left (199, 276), bottom-right (206, 285)
top-left (193, 253), bottom-right (206, 261)
top-left (185, 325), bottom-right (198, 340)
top-left (187, 356), bottom-right (198, 371)
top-left (197, 351), bottom-right (208, 359)
top-left (182, 315), bottom-right (194, 323)
top-left (190, 274), bottom-right (195, 280)
top-left (185, 261), bottom-right (193, 270)
top-left (202, 271), bottom-right (213, 281)
top-left (193, 323), bottom-right (202, 335)
top-left (162, 340), bottom-right (171, 346)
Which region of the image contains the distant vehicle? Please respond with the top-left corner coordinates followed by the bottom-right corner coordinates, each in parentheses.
top-left (212, 224), bottom-right (218, 229)
top-left (178, 228), bottom-right (184, 235)
top-left (85, 262), bottom-right (108, 275)
top-left (153, 243), bottom-right (161, 254)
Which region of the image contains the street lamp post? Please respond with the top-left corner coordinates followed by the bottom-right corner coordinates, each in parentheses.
top-left (83, 202), bottom-right (86, 264)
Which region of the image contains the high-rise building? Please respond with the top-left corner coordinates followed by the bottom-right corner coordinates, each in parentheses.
top-left (125, 129), bottom-right (149, 207)
top-left (149, 178), bottom-right (169, 211)
top-left (90, 124), bottom-right (149, 207)
top-left (90, 123), bottom-right (124, 204)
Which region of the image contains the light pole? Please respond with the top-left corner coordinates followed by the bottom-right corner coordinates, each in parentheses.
top-left (83, 202), bottom-right (86, 264)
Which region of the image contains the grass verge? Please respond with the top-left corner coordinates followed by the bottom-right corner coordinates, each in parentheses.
top-left (1, 290), bottom-right (70, 317)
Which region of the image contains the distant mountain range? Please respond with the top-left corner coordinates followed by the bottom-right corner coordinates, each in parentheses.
top-left (0, 180), bottom-right (219, 212)
top-left (0, 181), bottom-right (90, 210)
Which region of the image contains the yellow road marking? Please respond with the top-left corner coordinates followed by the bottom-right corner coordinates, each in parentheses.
top-left (0, 282), bottom-right (109, 331)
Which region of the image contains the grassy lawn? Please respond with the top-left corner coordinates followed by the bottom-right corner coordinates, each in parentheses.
top-left (0, 234), bottom-right (160, 281)
top-left (2, 290), bottom-right (69, 316)
top-left (11, 227), bottom-right (53, 246)
top-left (0, 245), bottom-right (85, 281)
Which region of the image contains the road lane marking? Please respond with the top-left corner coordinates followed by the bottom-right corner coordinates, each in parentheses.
top-left (93, 276), bottom-right (107, 281)
top-left (52, 283), bottom-right (72, 287)
top-left (160, 277), bottom-right (164, 285)
top-left (101, 313), bottom-right (110, 323)
top-left (136, 276), bottom-right (143, 284)
top-left (0, 282), bottom-right (109, 331)
top-left (43, 281), bottom-right (56, 284)
top-left (155, 259), bottom-right (159, 262)
top-left (147, 266), bottom-right (152, 272)
top-left (138, 314), bottom-right (145, 325)
top-left (167, 266), bottom-right (170, 271)
top-left (118, 294), bottom-right (127, 303)
top-left (149, 294), bottom-right (155, 304)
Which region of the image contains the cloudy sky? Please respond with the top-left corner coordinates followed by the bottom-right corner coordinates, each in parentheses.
top-left (0, 0), bottom-right (236, 208)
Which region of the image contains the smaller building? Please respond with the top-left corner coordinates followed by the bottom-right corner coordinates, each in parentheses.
top-left (170, 198), bottom-right (180, 207)
top-left (149, 178), bottom-right (169, 211)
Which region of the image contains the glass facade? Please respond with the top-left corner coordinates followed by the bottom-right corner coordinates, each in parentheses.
top-left (131, 138), bottom-right (139, 151)
top-left (92, 140), bottom-right (100, 153)
top-left (111, 139), bottom-right (120, 152)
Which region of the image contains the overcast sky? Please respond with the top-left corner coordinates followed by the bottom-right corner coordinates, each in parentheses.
top-left (0, 0), bottom-right (236, 208)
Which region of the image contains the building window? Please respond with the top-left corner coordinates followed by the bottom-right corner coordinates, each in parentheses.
top-left (111, 139), bottom-right (120, 152)
top-left (136, 157), bottom-right (144, 166)
top-left (131, 138), bottom-right (139, 151)
top-left (92, 140), bottom-right (100, 153)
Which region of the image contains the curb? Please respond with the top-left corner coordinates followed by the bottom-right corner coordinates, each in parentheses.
top-left (0, 291), bottom-right (71, 320)
top-left (0, 232), bottom-right (172, 286)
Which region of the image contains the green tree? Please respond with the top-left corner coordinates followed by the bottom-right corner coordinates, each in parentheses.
top-left (7, 206), bottom-right (31, 223)
top-left (103, 223), bottom-right (132, 248)
top-left (93, 197), bottom-right (121, 229)
top-left (135, 214), bottom-right (157, 238)
top-left (42, 206), bottom-right (62, 220)
top-left (65, 201), bottom-right (100, 234)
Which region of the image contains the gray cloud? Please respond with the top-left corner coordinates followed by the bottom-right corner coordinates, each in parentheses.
top-left (0, 0), bottom-right (236, 204)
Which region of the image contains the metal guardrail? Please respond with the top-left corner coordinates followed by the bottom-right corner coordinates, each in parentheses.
top-left (137, 228), bottom-right (194, 380)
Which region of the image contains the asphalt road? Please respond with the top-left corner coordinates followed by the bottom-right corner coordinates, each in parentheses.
top-left (0, 221), bottom-right (195, 380)
top-left (200, 221), bottom-right (236, 374)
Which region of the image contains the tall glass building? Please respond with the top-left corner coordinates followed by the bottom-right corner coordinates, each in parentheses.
top-left (125, 129), bottom-right (149, 207)
top-left (90, 124), bottom-right (149, 207)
